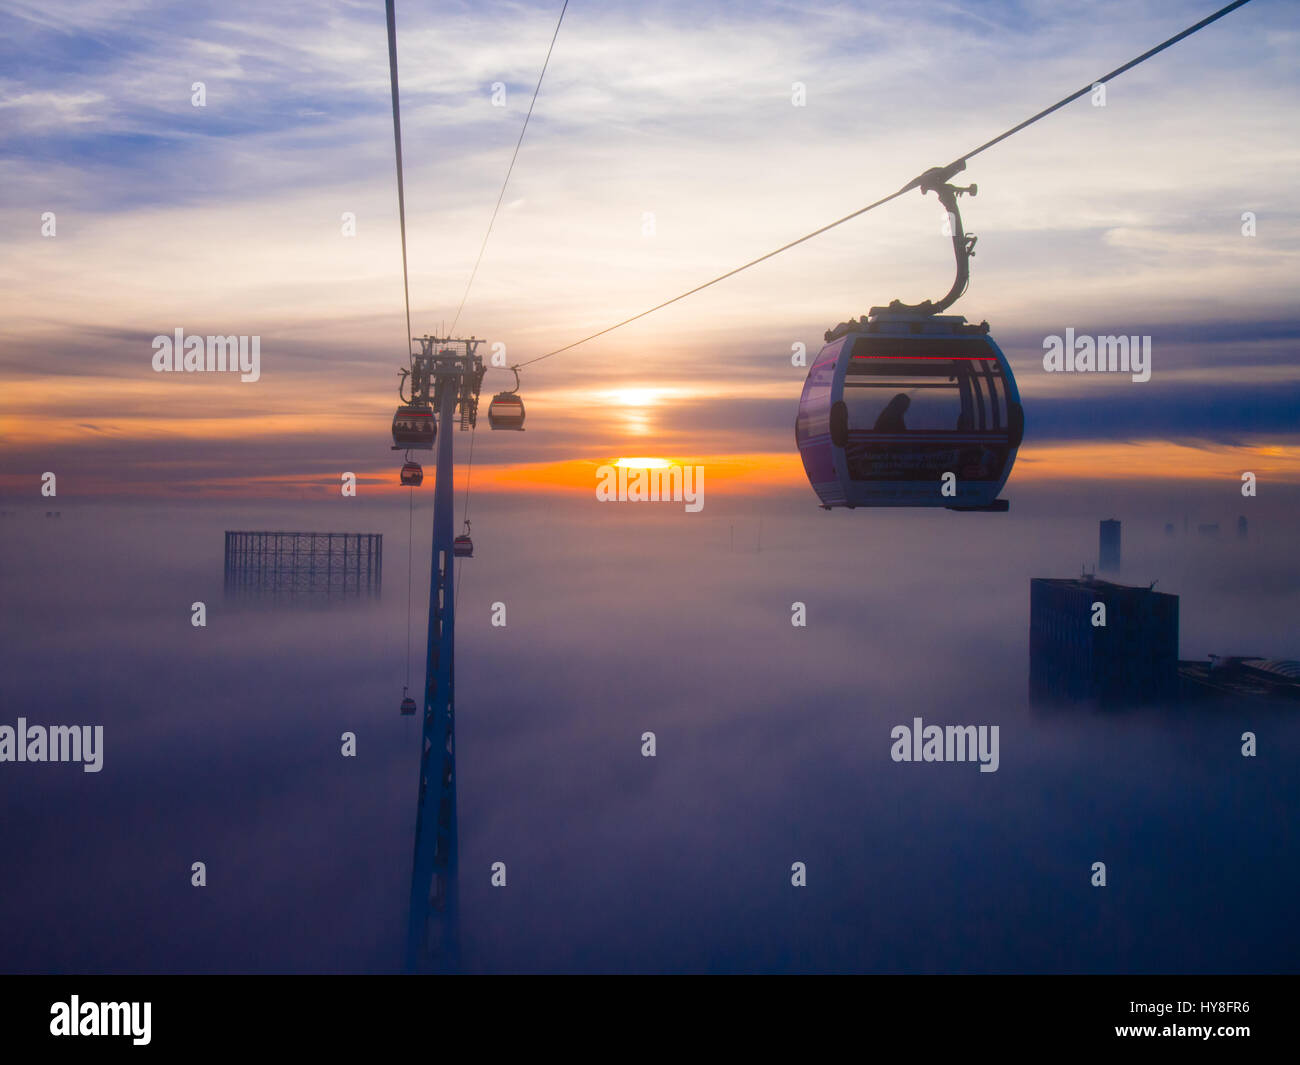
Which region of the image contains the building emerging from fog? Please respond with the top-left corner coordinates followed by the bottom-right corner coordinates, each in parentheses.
top-left (1099, 519), bottom-right (1121, 572)
top-left (224, 530), bottom-right (382, 604)
top-left (1179, 656), bottom-right (1300, 703)
top-left (1030, 576), bottom-right (1178, 705)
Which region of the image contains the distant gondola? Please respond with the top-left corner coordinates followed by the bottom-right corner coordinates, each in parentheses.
top-left (400, 695), bottom-right (417, 716)
top-left (454, 520), bottom-right (473, 557)
top-left (400, 461), bottom-right (423, 487)
top-left (487, 392), bottom-right (525, 431)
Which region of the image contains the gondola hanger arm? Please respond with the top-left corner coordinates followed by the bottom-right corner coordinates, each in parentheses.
top-left (887, 160), bottom-right (979, 316)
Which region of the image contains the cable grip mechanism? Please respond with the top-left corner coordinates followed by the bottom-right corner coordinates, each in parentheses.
top-left (888, 159), bottom-right (979, 316)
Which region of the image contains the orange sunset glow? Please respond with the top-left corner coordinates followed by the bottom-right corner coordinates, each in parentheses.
top-left (0, 0), bottom-right (1295, 511)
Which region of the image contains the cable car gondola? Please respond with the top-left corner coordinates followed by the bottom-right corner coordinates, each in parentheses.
top-left (400, 460), bottom-right (423, 487)
top-left (392, 403), bottom-right (435, 450)
top-left (487, 392), bottom-right (525, 430)
top-left (453, 520), bottom-right (473, 558)
top-left (400, 694), bottom-right (417, 716)
top-left (796, 162), bottom-right (1022, 511)
top-left (487, 368), bottom-right (525, 430)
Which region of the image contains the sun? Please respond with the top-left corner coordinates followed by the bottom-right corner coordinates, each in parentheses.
top-left (613, 457), bottom-right (673, 469)
top-left (608, 388), bottom-right (660, 407)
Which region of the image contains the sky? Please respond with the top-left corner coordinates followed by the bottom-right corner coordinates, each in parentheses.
top-left (1, 0), bottom-right (1297, 500)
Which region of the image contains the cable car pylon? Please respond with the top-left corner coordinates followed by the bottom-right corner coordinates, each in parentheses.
top-left (396, 335), bottom-right (485, 973)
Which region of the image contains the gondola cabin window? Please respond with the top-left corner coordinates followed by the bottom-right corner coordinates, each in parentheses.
top-left (842, 353), bottom-right (1011, 485)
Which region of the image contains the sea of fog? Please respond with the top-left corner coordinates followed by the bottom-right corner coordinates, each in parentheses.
top-left (1, 478), bottom-right (1298, 973)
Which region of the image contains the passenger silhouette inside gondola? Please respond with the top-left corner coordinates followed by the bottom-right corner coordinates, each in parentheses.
top-left (873, 392), bottom-right (910, 432)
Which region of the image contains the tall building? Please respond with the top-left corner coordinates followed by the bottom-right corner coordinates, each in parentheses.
top-left (1237, 515), bottom-right (1249, 541)
top-left (1030, 576), bottom-right (1179, 705)
top-left (1099, 519), bottom-right (1121, 571)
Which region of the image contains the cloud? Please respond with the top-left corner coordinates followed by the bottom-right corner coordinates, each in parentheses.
top-left (1, 0), bottom-right (1297, 497)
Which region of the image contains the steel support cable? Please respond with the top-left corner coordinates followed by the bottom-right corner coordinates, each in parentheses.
top-left (454, 421), bottom-right (476, 613)
top-left (511, 0), bottom-right (1254, 371)
top-left (405, 483), bottom-right (414, 689)
top-left (386, 0), bottom-right (414, 356)
top-left (449, 0), bottom-right (570, 335)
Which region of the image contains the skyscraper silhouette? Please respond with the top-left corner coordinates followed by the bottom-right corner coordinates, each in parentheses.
top-left (1030, 576), bottom-right (1178, 705)
top-left (1099, 519), bottom-right (1121, 572)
